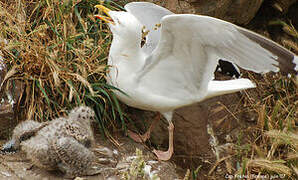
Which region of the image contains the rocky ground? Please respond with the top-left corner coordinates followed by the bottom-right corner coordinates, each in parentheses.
top-left (0, 134), bottom-right (180, 180)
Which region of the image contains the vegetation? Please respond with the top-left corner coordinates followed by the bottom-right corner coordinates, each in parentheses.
top-left (122, 148), bottom-right (160, 180)
top-left (0, 0), bottom-right (126, 137)
top-left (237, 20), bottom-right (297, 179)
top-left (238, 71), bottom-right (298, 179)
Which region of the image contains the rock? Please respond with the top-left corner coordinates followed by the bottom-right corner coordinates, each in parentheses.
top-left (0, 46), bottom-right (24, 139)
top-left (123, 0), bottom-right (264, 25)
top-left (178, 0), bottom-right (264, 25)
top-left (272, 0), bottom-right (297, 13)
top-left (0, 102), bottom-right (15, 138)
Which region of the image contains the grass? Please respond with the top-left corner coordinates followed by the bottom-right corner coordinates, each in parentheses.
top-left (242, 21), bottom-right (297, 177)
top-left (122, 148), bottom-right (160, 180)
top-left (203, 73), bottom-right (297, 179)
top-left (0, 0), bottom-right (126, 137)
top-left (233, 69), bottom-right (298, 178)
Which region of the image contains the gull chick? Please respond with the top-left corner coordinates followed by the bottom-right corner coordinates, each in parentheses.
top-left (2, 106), bottom-right (101, 178)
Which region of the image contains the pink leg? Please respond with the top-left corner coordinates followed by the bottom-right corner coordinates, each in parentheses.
top-left (128, 113), bottom-right (161, 143)
top-left (153, 121), bottom-right (174, 161)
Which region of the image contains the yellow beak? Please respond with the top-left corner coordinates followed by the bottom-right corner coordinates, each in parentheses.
top-left (94, 5), bottom-right (115, 25)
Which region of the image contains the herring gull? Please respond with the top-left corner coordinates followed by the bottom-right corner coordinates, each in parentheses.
top-left (94, 2), bottom-right (298, 161)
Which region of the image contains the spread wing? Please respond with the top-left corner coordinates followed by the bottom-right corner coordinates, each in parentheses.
top-left (137, 14), bottom-right (297, 101)
top-left (124, 2), bottom-right (173, 54)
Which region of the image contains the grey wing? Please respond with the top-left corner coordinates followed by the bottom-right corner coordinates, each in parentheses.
top-left (21, 136), bottom-right (57, 169)
top-left (138, 14), bottom-right (297, 100)
top-left (125, 2), bottom-right (174, 54)
top-left (12, 120), bottom-right (48, 141)
top-left (1, 120), bottom-right (47, 152)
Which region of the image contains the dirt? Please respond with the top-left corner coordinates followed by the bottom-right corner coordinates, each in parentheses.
top-left (0, 134), bottom-right (180, 180)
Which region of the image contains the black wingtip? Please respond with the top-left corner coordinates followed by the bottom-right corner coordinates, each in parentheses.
top-left (237, 28), bottom-right (297, 75)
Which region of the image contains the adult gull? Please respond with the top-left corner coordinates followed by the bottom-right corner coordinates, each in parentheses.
top-left (95, 2), bottom-right (298, 161)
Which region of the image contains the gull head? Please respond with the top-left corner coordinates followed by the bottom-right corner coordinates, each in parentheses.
top-left (95, 5), bottom-right (143, 40)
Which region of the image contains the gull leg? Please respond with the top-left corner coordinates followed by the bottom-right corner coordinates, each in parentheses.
top-left (153, 121), bottom-right (174, 161)
top-left (128, 113), bottom-right (161, 143)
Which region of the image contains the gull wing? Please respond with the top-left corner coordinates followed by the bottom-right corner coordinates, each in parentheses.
top-left (137, 14), bottom-right (297, 101)
top-left (124, 2), bottom-right (173, 54)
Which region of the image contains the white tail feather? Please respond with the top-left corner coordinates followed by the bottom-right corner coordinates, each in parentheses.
top-left (206, 78), bottom-right (256, 99)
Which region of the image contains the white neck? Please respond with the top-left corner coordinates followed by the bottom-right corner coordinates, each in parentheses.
top-left (107, 34), bottom-right (146, 88)
top-left (108, 34), bottom-right (145, 72)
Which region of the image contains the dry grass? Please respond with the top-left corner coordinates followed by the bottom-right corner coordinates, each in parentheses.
top-left (234, 71), bottom-right (298, 178)
top-left (0, 0), bottom-right (126, 135)
top-left (205, 73), bottom-right (297, 179)
top-left (229, 20), bottom-right (298, 179)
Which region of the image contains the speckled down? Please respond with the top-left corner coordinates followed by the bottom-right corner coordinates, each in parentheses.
top-left (3, 106), bottom-right (100, 178)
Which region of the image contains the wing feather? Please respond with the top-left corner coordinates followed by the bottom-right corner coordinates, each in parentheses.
top-left (137, 14), bottom-right (297, 101)
top-left (125, 2), bottom-right (173, 54)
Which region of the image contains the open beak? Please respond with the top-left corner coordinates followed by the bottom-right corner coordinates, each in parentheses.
top-left (94, 5), bottom-right (115, 25)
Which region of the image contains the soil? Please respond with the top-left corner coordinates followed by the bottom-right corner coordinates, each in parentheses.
top-left (0, 134), bottom-right (180, 180)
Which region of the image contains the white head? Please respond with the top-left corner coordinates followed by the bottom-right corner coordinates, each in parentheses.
top-left (95, 5), bottom-right (143, 43)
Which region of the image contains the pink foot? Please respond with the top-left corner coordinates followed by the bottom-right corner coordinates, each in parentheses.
top-left (127, 129), bottom-right (150, 143)
top-left (153, 149), bottom-right (173, 161)
top-left (153, 122), bottom-right (174, 161)
top-left (127, 113), bottom-right (161, 143)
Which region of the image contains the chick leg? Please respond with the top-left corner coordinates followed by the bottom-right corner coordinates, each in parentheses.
top-left (128, 113), bottom-right (161, 143)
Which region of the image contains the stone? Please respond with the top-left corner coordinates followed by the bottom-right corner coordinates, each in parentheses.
top-left (0, 45), bottom-right (24, 139)
top-left (272, 0), bottom-right (297, 13)
top-left (0, 101), bottom-right (15, 139)
top-left (123, 0), bottom-right (264, 25)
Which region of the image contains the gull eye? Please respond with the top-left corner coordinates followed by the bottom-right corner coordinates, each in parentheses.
top-left (114, 17), bottom-right (121, 25)
top-left (141, 26), bottom-right (149, 47)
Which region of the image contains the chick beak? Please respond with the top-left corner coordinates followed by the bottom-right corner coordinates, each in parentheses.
top-left (94, 5), bottom-right (115, 25)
